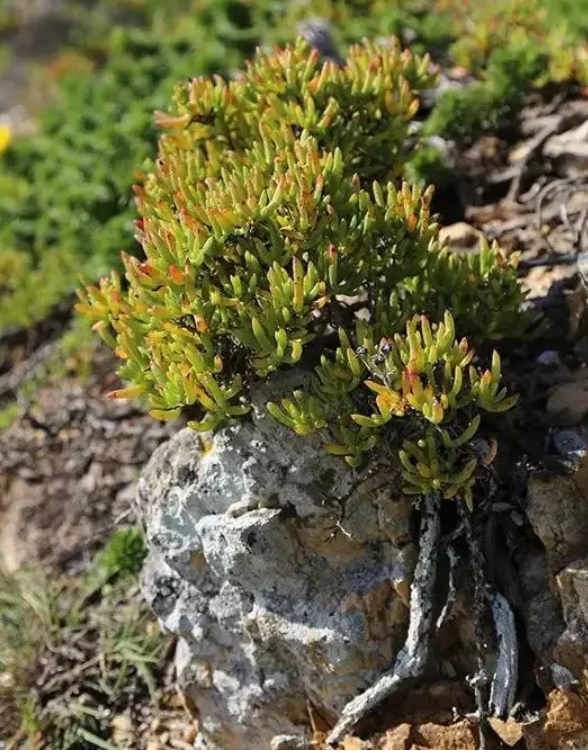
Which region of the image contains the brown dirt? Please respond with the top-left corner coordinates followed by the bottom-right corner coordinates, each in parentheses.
top-left (0, 345), bottom-right (177, 574)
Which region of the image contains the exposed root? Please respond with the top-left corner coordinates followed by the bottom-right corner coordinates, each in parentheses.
top-left (326, 493), bottom-right (441, 745)
top-left (507, 119), bottom-right (562, 202)
top-left (489, 592), bottom-right (518, 718)
top-left (436, 544), bottom-right (458, 631)
top-left (327, 493), bottom-right (522, 748)
top-left (461, 502), bottom-right (491, 749)
top-left (460, 502), bottom-right (519, 746)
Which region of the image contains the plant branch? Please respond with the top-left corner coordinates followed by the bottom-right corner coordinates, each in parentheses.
top-left (489, 592), bottom-right (518, 718)
top-left (327, 492), bottom-right (441, 745)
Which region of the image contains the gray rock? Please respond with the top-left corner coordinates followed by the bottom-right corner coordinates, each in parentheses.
top-left (526, 444), bottom-right (588, 572)
top-left (137, 375), bottom-right (414, 748)
top-left (557, 556), bottom-right (588, 634)
top-left (550, 663), bottom-right (579, 689)
top-left (271, 734), bottom-right (311, 750)
top-left (298, 18), bottom-right (344, 66)
top-left (524, 430), bottom-right (588, 685)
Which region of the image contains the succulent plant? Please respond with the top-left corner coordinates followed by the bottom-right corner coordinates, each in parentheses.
top-left (78, 37), bottom-right (522, 503)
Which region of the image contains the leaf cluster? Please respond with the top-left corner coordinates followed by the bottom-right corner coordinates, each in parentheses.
top-left (426, 36), bottom-right (548, 142)
top-left (269, 311), bottom-right (515, 506)
top-left (79, 38), bottom-right (522, 502)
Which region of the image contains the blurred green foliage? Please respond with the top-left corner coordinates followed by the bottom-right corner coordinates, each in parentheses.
top-left (0, 18), bottom-right (244, 329)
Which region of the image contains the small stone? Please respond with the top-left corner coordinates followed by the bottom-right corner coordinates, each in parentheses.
top-left (271, 733), bottom-right (310, 749)
top-left (412, 721), bottom-right (476, 750)
top-left (574, 336), bottom-right (588, 363)
top-left (183, 723), bottom-right (198, 743)
top-left (169, 737), bottom-right (193, 750)
top-left (553, 428), bottom-right (588, 458)
top-left (147, 740), bottom-right (162, 750)
top-left (536, 349), bottom-right (561, 367)
top-left (382, 723), bottom-right (412, 749)
top-left (341, 735), bottom-right (370, 749)
top-left (150, 718), bottom-right (163, 734)
top-left (547, 375), bottom-right (588, 426)
top-left (111, 713), bottom-right (133, 745)
top-left (488, 717), bottom-right (523, 746)
top-left (448, 66), bottom-right (471, 81)
top-left (551, 663), bottom-right (579, 689)
top-left (438, 222), bottom-right (481, 250)
top-left (441, 660), bottom-right (457, 679)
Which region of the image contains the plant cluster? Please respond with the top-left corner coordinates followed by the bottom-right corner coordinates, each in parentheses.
top-left (422, 0), bottom-right (588, 141)
top-left (0, 529), bottom-right (166, 750)
top-left (2, 0), bottom-right (585, 336)
top-left (425, 37), bottom-right (548, 141)
top-left (79, 38), bottom-right (523, 503)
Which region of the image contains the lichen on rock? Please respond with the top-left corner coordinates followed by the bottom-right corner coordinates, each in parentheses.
top-left (137, 377), bottom-right (416, 748)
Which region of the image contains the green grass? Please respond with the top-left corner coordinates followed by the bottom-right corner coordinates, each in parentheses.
top-left (0, 528), bottom-right (165, 750)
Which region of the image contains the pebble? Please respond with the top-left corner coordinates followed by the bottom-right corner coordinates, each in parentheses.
top-left (553, 428), bottom-right (588, 457)
top-left (170, 737), bottom-right (193, 750)
top-left (551, 662), bottom-right (579, 689)
top-left (150, 718), bottom-right (163, 734)
top-left (184, 724), bottom-right (198, 743)
top-left (536, 349), bottom-right (561, 366)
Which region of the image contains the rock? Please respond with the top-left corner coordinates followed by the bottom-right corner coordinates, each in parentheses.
top-left (552, 663), bottom-right (580, 690)
top-left (382, 723), bottom-right (412, 749)
top-left (271, 734), bottom-right (312, 750)
top-left (340, 736), bottom-right (371, 750)
top-left (524, 689), bottom-right (588, 749)
top-left (137, 373), bottom-right (415, 749)
top-left (411, 721), bottom-right (476, 750)
top-left (526, 435), bottom-right (588, 572)
top-left (545, 690), bottom-right (588, 746)
top-left (111, 713), bottom-right (134, 745)
top-left (545, 120), bottom-right (588, 174)
top-left (547, 371), bottom-right (588, 426)
top-left (556, 557), bottom-right (588, 674)
top-left (515, 547), bottom-right (565, 661)
top-left (438, 223), bottom-right (481, 251)
top-left (537, 349), bottom-right (561, 367)
top-left (183, 723), bottom-right (198, 744)
top-left (488, 717), bottom-right (523, 746)
top-left (299, 18), bottom-right (344, 65)
top-left (448, 66), bottom-right (471, 81)
top-left (553, 429), bottom-right (588, 458)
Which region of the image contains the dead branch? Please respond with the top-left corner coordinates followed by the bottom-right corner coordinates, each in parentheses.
top-left (489, 592), bottom-right (518, 718)
top-left (326, 492), bottom-right (441, 745)
top-left (507, 119), bottom-right (563, 202)
top-left (460, 501), bottom-right (491, 749)
top-left (436, 545), bottom-right (458, 631)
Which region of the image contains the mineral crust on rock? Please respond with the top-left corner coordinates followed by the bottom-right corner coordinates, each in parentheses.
top-left (137, 375), bottom-right (416, 748)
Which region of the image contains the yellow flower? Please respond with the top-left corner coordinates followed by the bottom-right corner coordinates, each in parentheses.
top-left (0, 124), bottom-right (11, 155)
